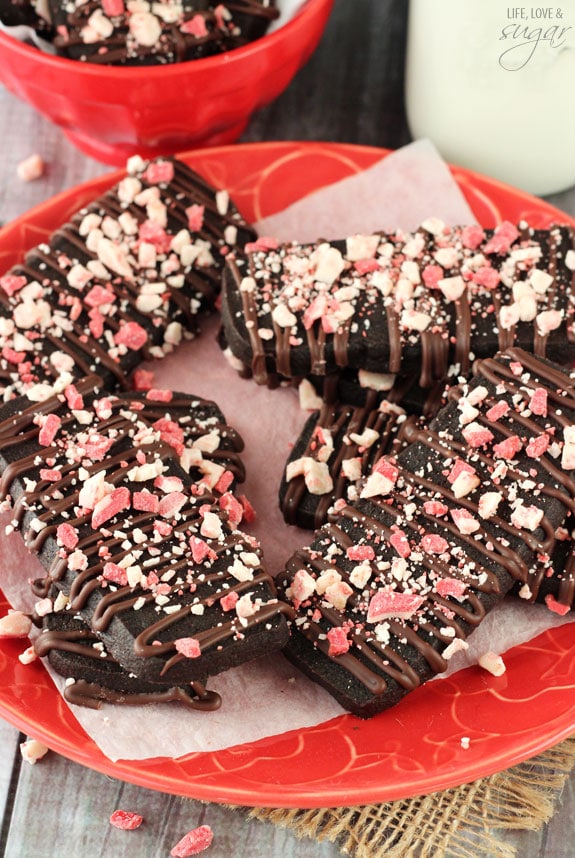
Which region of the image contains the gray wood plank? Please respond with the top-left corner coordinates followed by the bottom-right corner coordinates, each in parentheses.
top-left (0, 722), bottom-right (20, 823)
top-left (4, 752), bottom-right (341, 858)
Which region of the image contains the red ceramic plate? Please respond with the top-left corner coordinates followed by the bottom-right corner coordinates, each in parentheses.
top-left (0, 142), bottom-right (574, 808)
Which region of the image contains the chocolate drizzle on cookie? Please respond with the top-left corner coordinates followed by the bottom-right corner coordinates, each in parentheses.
top-left (277, 348), bottom-right (575, 717)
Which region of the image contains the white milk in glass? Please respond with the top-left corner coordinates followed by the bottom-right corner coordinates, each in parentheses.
top-left (405, 0), bottom-right (575, 194)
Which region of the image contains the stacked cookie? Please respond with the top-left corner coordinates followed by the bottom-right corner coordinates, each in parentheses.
top-left (3, 377), bottom-right (291, 708)
top-left (274, 349), bottom-right (575, 716)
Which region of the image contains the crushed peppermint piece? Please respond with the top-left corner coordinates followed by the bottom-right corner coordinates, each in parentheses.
top-left (109, 810), bottom-right (144, 830)
top-left (170, 825), bottom-right (214, 857)
top-left (20, 738), bottom-right (49, 764)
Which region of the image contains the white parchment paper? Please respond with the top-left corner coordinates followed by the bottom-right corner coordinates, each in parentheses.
top-left (1, 139), bottom-right (572, 762)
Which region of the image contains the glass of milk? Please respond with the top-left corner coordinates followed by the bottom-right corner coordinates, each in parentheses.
top-left (405, 0), bottom-right (575, 195)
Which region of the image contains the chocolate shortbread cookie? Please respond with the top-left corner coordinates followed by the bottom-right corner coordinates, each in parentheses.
top-left (34, 590), bottom-right (221, 711)
top-left (280, 397), bottom-right (409, 530)
top-left (221, 222), bottom-right (575, 388)
top-left (277, 348), bottom-right (575, 717)
top-left (0, 155), bottom-right (256, 401)
top-left (0, 375), bottom-right (291, 687)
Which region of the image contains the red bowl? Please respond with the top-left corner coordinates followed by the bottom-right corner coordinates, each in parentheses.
top-left (0, 0), bottom-right (333, 165)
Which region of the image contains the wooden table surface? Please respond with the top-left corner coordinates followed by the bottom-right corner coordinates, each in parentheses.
top-left (1, 2), bottom-right (575, 856)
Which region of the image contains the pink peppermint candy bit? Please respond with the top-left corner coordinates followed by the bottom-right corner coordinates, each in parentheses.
top-left (180, 13), bottom-right (209, 38)
top-left (346, 544), bottom-right (375, 562)
top-left (245, 236), bottom-right (278, 253)
top-left (84, 433), bottom-right (115, 462)
top-left (212, 470), bottom-right (233, 496)
top-left (39, 468), bottom-right (61, 482)
top-left (327, 626), bottom-right (351, 657)
top-left (422, 264), bottom-right (443, 288)
top-left (133, 490), bottom-right (160, 513)
top-left (56, 522), bottom-right (79, 549)
top-left (493, 435), bottom-right (523, 460)
top-left (461, 422), bottom-right (494, 449)
top-left (389, 528), bottom-right (410, 558)
top-left (155, 475), bottom-right (184, 494)
top-left (483, 221), bottom-right (519, 255)
top-left (159, 491), bottom-right (187, 519)
top-left (436, 578), bottom-right (468, 600)
top-left (529, 387), bottom-right (548, 417)
top-left (109, 810), bottom-right (144, 831)
top-left (189, 536), bottom-right (217, 564)
top-left (0, 274), bottom-right (27, 296)
top-left (64, 384), bottom-right (84, 410)
top-left (143, 161), bottom-right (174, 185)
top-left (485, 401), bottom-right (509, 422)
top-left (132, 368), bottom-right (155, 391)
top-left (461, 225), bottom-right (485, 250)
top-left (92, 487), bottom-right (131, 530)
top-left (447, 459), bottom-right (475, 484)
top-left (219, 492), bottom-right (243, 526)
top-left (544, 594), bottom-right (570, 616)
top-left (85, 284), bottom-right (116, 308)
top-left (0, 611), bottom-right (32, 638)
top-left (138, 219), bottom-right (172, 253)
top-left (185, 203), bottom-right (205, 232)
top-left (367, 588), bottom-right (424, 623)
top-left (102, 0), bottom-right (124, 14)
top-left (526, 433), bottom-right (550, 458)
top-left (450, 508), bottom-right (480, 534)
top-left (146, 388), bottom-right (173, 403)
top-left (472, 265), bottom-right (500, 290)
top-left (114, 321), bottom-right (148, 351)
top-left (38, 413), bottom-right (62, 447)
top-left (220, 591), bottom-right (239, 612)
top-left (174, 638), bottom-right (202, 659)
top-left (423, 500), bottom-right (448, 517)
top-left (421, 534), bottom-right (449, 554)
top-left (171, 825), bottom-right (213, 857)
top-left (102, 562), bottom-right (129, 587)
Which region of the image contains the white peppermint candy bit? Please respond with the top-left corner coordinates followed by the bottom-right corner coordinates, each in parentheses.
top-left (510, 502), bottom-right (543, 532)
top-left (478, 491), bottom-right (502, 519)
top-left (272, 303), bottom-right (297, 329)
top-left (129, 11), bottom-right (162, 46)
top-left (0, 611), bottom-right (32, 638)
top-left (289, 569), bottom-right (316, 603)
top-left (536, 308), bottom-right (563, 336)
top-left (303, 459), bottom-right (333, 495)
top-left (313, 244), bottom-right (346, 285)
top-left (400, 309), bottom-right (431, 332)
top-left (346, 234), bottom-right (380, 261)
top-left (478, 651), bottom-right (506, 677)
top-left (20, 739), bottom-right (49, 765)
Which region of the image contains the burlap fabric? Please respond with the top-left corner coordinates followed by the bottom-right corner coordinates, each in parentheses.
top-left (247, 738), bottom-right (575, 857)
